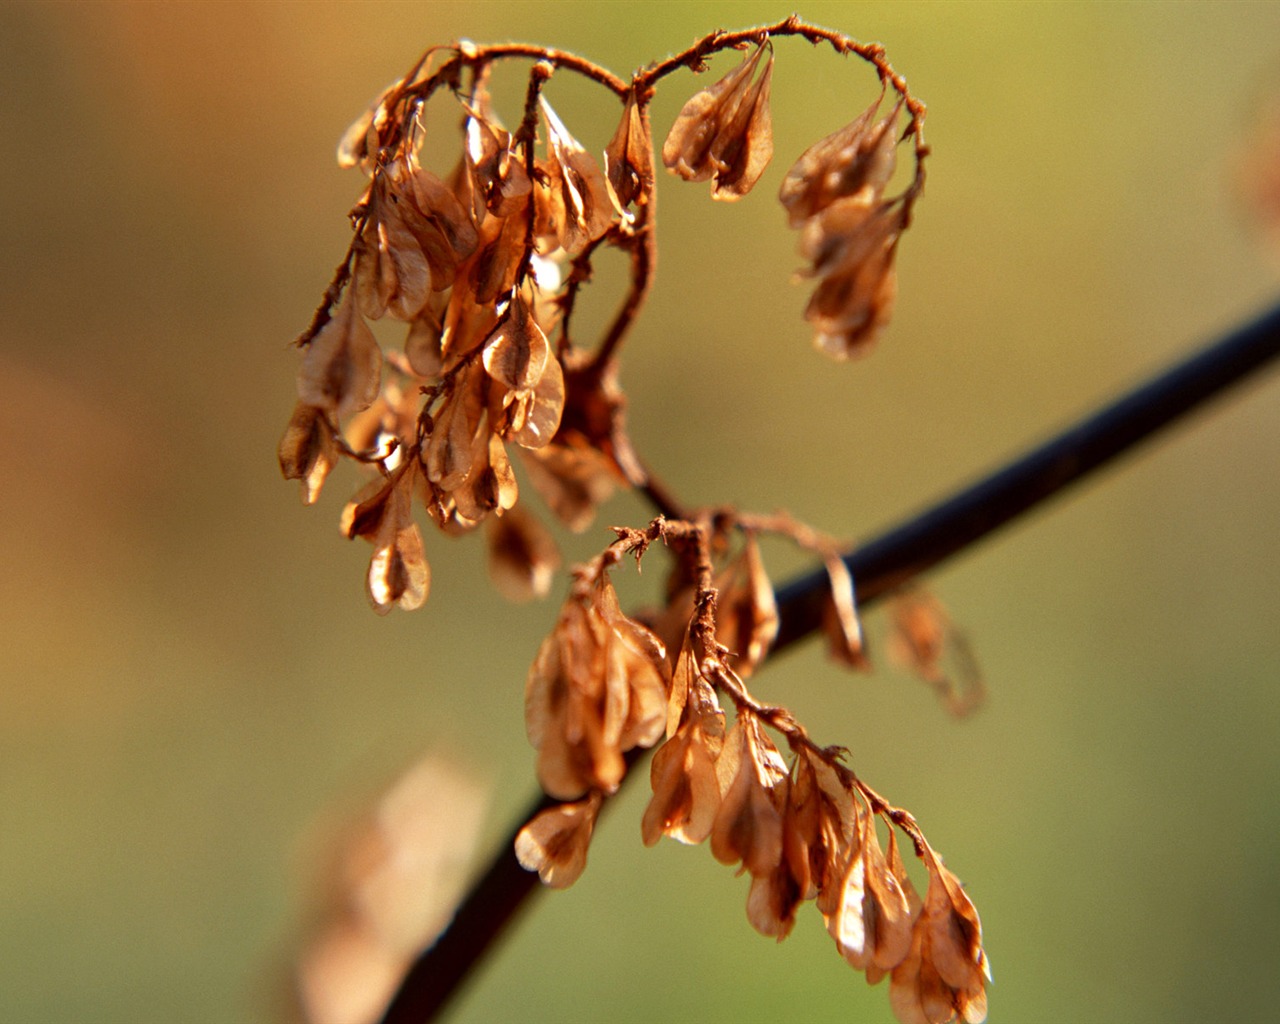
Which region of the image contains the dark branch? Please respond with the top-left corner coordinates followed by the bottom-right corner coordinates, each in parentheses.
top-left (379, 299), bottom-right (1280, 1024)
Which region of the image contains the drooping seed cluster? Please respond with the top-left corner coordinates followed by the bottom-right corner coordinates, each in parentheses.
top-left (279, 53), bottom-right (641, 613)
top-left (279, 19), bottom-right (986, 1024)
top-left (516, 517), bottom-right (989, 1024)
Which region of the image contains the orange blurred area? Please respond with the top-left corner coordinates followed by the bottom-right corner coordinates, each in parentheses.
top-left (2, 3), bottom-right (1278, 1022)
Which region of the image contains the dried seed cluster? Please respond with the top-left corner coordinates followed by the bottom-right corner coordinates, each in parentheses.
top-left (517, 517), bottom-right (988, 1024)
top-left (279, 18), bottom-right (986, 1024)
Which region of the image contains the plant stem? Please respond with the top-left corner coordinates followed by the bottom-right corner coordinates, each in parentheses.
top-left (378, 298), bottom-right (1280, 1024)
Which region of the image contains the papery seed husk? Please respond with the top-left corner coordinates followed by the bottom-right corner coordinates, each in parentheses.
top-left (337, 82), bottom-right (394, 171)
top-left (341, 475), bottom-right (396, 541)
top-left (924, 860), bottom-right (988, 992)
top-left (411, 168), bottom-right (480, 268)
top-left (579, 700), bottom-right (627, 794)
top-left (297, 292), bottom-right (383, 420)
top-left (425, 364), bottom-right (485, 489)
top-left (746, 859), bottom-right (802, 940)
top-left (509, 353), bottom-right (565, 450)
top-left (618, 653), bottom-right (667, 751)
top-left (822, 556), bottom-right (867, 667)
top-left (604, 91), bottom-right (652, 212)
top-left (514, 793), bottom-right (601, 889)
top-left (540, 97), bottom-right (614, 253)
top-left (715, 533), bottom-right (779, 676)
top-left (354, 166), bottom-right (434, 320)
top-left (708, 51), bottom-right (774, 201)
top-left (663, 44), bottom-right (768, 183)
top-left (805, 241), bottom-right (898, 335)
top-left (779, 97), bottom-right (882, 224)
top-left (867, 824), bottom-right (918, 970)
top-left (519, 442), bottom-right (619, 532)
top-left (798, 193), bottom-right (884, 275)
top-left (468, 204), bottom-right (530, 305)
top-left (451, 424), bottom-right (501, 523)
top-left (810, 265), bottom-right (898, 361)
top-left (829, 830), bottom-right (871, 962)
top-left (594, 575), bottom-right (668, 668)
top-left (463, 101), bottom-right (532, 218)
top-left (344, 394), bottom-right (390, 458)
top-left (365, 465), bottom-right (429, 613)
top-left (524, 630), bottom-right (563, 750)
top-left (535, 704), bottom-right (595, 800)
top-left (642, 730), bottom-right (696, 846)
top-left (353, 221), bottom-right (398, 321)
top-left (665, 626), bottom-right (698, 738)
top-left (405, 303), bottom-right (446, 379)
top-left (483, 294), bottom-right (550, 392)
top-left (888, 943), bottom-right (928, 1024)
top-left (642, 719), bottom-right (721, 846)
top-left (278, 402), bottom-right (338, 506)
top-left (779, 96), bottom-right (900, 226)
top-left (440, 289), bottom-right (499, 369)
top-left (709, 715), bottom-right (786, 876)
top-left (485, 505), bottom-right (559, 602)
top-left (783, 753), bottom-right (821, 900)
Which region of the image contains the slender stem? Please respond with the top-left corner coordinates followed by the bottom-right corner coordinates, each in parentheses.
top-left (402, 43), bottom-right (628, 103)
top-left (377, 300), bottom-right (1280, 1024)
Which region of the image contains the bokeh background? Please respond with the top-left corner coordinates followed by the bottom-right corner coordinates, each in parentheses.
top-left (4, 2), bottom-right (1279, 1022)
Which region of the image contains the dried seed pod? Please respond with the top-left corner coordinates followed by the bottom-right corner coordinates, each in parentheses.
top-left (747, 850), bottom-right (804, 941)
top-left (410, 167), bottom-right (481, 282)
top-left (483, 292), bottom-right (551, 392)
top-left (889, 855), bottom-right (990, 1024)
top-left (514, 791), bottom-right (603, 889)
top-left (604, 90), bottom-right (653, 213)
top-left (425, 363), bottom-right (485, 491)
top-left (486, 505), bottom-right (560, 601)
top-left (278, 402), bottom-right (339, 505)
top-left (341, 463), bottom-right (430, 614)
top-left (803, 201), bottom-right (906, 361)
top-left (464, 196), bottom-right (531, 305)
top-left (539, 97), bottom-right (615, 253)
top-left (714, 532), bottom-right (779, 677)
top-left (785, 750), bottom-right (855, 906)
top-left (461, 89), bottom-right (533, 218)
top-left (662, 43), bottom-right (775, 200)
top-left (827, 813), bottom-right (918, 974)
top-left (885, 588), bottom-right (987, 715)
top-left (641, 681), bottom-right (725, 846)
top-left (505, 351), bottom-right (565, 450)
top-left (779, 96), bottom-right (901, 227)
top-left (520, 441), bottom-right (621, 532)
top-left (404, 293), bottom-right (449, 379)
top-left (451, 428), bottom-right (518, 523)
top-left (920, 859), bottom-right (989, 998)
top-left (336, 80), bottom-right (398, 173)
top-left (821, 555), bottom-right (868, 668)
top-left (525, 572), bottom-right (669, 800)
top-left (297, 291), bottom-right (382, 420)
top-left (710, 711), bottom-right (787, 877)
top-left (439, 288), bottom-right (500, 370)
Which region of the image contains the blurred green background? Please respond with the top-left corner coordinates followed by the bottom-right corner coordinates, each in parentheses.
top-left (3, 2), bottom-right (1279, 1022)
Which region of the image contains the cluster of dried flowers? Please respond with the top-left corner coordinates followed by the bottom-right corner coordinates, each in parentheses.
top-left (280, 17), bottom-right (985, 1024)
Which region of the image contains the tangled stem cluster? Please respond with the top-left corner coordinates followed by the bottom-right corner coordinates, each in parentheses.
top-left (279, 17), bottom-right (987, 1023)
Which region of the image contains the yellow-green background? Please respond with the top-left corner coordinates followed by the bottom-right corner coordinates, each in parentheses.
top-left (4, 2), bottom-right (1279, 1021)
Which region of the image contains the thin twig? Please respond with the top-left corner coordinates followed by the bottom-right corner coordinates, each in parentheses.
top-left (377, 300), bottom-right (1280, 1024)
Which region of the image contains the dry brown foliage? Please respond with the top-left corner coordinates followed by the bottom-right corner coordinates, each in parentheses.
top-left (279, 17), bottom-right (988, 1023)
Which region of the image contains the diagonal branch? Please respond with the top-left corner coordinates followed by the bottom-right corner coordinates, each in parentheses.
top-left (379, 299), bottom-right (1280, 1024)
